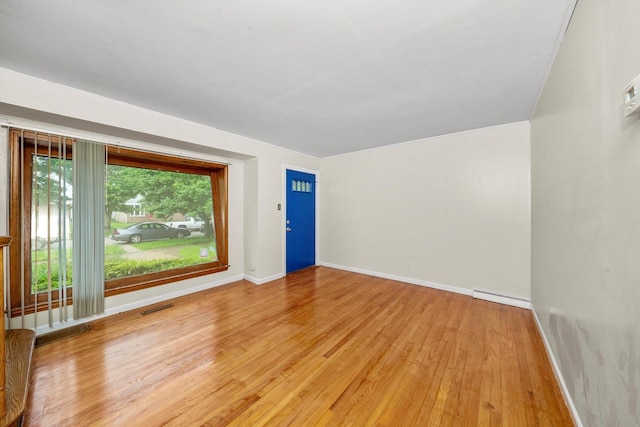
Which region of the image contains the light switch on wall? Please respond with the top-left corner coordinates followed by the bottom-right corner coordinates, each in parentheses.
top-left (624, 75), bottom-right (640, 116)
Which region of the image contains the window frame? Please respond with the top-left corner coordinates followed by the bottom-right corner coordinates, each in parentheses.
top-left (8, 129), bottom-right (229, 316)
top-left (130, 203), bottom-right (144, 217)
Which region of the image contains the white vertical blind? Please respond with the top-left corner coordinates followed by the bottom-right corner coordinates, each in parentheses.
top-left (56, 135), bottom-right (70, 324)
top-left (72, 140), bottom-right (106, 319)
top-left (14, 131), bottom-right (74, 328)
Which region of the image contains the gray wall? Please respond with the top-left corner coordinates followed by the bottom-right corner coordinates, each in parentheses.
top-left (531, 1), bottom-right (640, 425)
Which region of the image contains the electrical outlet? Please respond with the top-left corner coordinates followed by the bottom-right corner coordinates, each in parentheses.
top-left (250, 263), bottom-right (256, 271)
top-left (407, 261), bottom-right (413, 270)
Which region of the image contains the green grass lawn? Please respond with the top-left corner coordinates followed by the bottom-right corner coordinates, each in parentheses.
top-left (106, 244), bottom-right (126, 256)
top-left (33, 236), bottom-right (217, 290)
top-left (131, 236), bottom-right (215, 251)
top-left (34, 243), bottom-right (126, 261)
top-left (32, 247), bottom-right (71, 261)
top-left (179, 244), bottom-right (218, 260)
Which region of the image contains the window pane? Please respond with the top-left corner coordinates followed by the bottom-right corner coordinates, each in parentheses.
top-left (11, 130), bottom-right (228, 316)
top-left (105, 165), bottom-right (217, 281)
top-left (31, 154), bottom-right (73, 293)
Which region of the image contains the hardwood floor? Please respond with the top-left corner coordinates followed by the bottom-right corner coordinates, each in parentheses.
top-left (24, 267), bottom-right (573, 426)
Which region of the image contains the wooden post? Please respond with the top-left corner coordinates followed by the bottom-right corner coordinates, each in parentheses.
top-left (0, 236), bottom-right (11, 417)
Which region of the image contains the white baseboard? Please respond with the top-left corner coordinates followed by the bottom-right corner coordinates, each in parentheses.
top-left (319, 262), bottom-right (536, 311)
top-left (105, 273), bottom-right (245, 316)
top-left (319, 262), bottom-right (472, 296)
top-left (531, 305), bottom-right (583, 427)
top-left (33, 274), bottom-right (245, 336)
top-left (472, 290), bottom-right (531, 309)
top-left (243, 272), bottom-right (284, 285)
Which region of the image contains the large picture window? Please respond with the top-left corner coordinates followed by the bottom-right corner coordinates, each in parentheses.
top-left (8, 129), bottom-right (228, 316)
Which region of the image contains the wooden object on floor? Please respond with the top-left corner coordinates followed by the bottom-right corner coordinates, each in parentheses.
top-left (2, 330), bottom-right (35, 427)
top-left (25, 267), bottom-right (573, 426)
top-left (0, 237), bottom-right (36, 427)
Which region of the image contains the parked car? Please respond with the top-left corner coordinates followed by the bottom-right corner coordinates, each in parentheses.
top-left (32, 236), bottom-right (61, 250)
top-left (111, 222), bottom-right (191, 243)
top-left (165, 216), bottom-right (204, 232)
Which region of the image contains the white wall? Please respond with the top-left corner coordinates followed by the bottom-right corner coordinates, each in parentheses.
top-left (243, 158), bottom-right (259, 276)
top-left (320, 121), bottom-right (531, 299)
top-left (531, 1), bottom-right (640, 426)
top-left (0, 69), bottom-right (320, 328)
top-left (255, 155), bottom-right (318, 279)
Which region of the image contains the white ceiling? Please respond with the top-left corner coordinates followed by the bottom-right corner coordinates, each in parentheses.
top-left (0, 1), bottom-right (575, 158)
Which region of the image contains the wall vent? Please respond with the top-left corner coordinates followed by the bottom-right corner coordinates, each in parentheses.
top-left (141, 303), bottom-right (175, 315)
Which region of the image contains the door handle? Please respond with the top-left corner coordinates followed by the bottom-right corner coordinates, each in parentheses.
top-left (286, 227), bottom-right (292, 232)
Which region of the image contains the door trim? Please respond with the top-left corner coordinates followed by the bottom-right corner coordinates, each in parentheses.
top-left (282, 164), bottom-right (319, 277)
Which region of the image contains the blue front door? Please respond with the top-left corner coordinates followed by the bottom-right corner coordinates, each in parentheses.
top-left (286, 169), bottom-right (316, 273)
